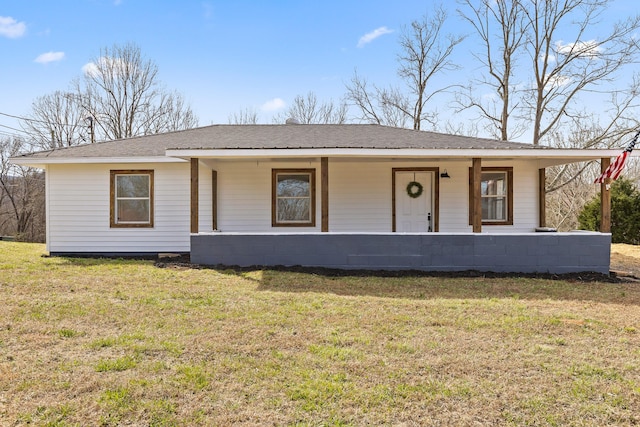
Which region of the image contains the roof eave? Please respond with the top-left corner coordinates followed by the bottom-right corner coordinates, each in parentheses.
top-left (165, 147), bottom-right (631, 160)
top-left (10, 147), bottom-right (635, 167)
top-left (9, 156), bottom-right (188, 167)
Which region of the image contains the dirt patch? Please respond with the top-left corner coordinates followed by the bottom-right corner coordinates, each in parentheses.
top-left (610, 243), bottom-right (640, 280)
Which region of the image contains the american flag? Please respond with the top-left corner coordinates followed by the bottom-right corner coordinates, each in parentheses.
top-left (594, 130), bottom-right (639, 184)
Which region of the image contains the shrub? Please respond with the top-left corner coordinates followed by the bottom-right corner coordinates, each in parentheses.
top-left (578, 178), bottom-right (640, 244)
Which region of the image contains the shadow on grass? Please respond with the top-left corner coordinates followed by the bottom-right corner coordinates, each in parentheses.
top-left (261, 271), bottom-right (640, 305)
top-left (174, 262), bottom-right (640, 305)
top-left (46, 252), bottom-right (640, 305)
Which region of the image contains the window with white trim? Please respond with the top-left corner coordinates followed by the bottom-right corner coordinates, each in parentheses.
top-left (272, 169), bottom-right (316, 227)
top-left (110, 170), bottom-right (154, 227)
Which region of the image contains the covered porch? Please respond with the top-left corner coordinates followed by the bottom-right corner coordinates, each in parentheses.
top-left (184, 151), bottom-right (616, 274)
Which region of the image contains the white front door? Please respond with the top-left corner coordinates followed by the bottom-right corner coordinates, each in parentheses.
top-left (395, 171), bottom-right (433, 232)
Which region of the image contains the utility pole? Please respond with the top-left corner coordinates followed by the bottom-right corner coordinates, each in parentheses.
top-left (87, 116), bottom-right (95, 143)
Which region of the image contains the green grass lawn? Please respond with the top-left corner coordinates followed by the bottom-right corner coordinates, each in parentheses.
top-left (0, 242), bottom-right (639, 426)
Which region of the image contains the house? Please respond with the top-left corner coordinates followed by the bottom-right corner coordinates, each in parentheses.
top-left (10, 123), bottom-right (626, 274)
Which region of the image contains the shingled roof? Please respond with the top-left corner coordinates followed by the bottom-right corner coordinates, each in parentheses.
top-left (13, 124), bottom-right (544, 160)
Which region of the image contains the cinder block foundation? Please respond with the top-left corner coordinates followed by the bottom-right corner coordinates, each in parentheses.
top-left (191, 232), bottom-right (611, 274)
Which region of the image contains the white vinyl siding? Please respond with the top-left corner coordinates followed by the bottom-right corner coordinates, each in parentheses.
top-left (206, 159), bottom-right (540, 234)
top-left (437, 162), bottom-right (472, 232)
top-left (44, 158), bottom-right (542, 254)
top-left (328, 161), bottom-right (393, 232)
top-left (509, 160), bottom-right (540, 232)
top-left (47, 162), bottom-right (190, 253)
top-left (209, 160), bottom-right (321, 233)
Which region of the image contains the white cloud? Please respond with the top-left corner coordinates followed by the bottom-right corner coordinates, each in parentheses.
top-left (357, 26), bottom-right (393, 48)
top-left (82, 62), bottom-right (98, 76)
top-left (556, 40), bottom-right (602, 58)
top-left (0, 16), bottom-right (26, 39)
top-left (82, 56), bottom-right (129, 77)
top-left (546, 73), bottom-right (572, 88)
top-left (541, 40), bottom-right (601, 64)
top-left (34, 51), bottom-right (65, 64)
top-left (261, 98), bottom-right (286, 112)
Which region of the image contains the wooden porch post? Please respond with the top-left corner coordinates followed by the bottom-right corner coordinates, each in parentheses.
top-left (600, 157), bottom-right (611, 233)
top-left (190, 158), bottom-right (199, 233)
top-left (472, 158), bottom-right (482, 233)
top-left (321, 157), bottom-right (329, 232)
top-left (538, 168), bottom-right (546, 227)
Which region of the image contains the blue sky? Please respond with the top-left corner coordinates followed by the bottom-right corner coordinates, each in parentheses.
top-left (0, 0), bottom-right (435, 134)
top-left (1, 0), bottom-right (638, 140)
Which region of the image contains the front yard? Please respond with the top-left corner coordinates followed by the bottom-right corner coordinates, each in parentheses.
top-left (0, 242), bottom-right (639, 426)
top-left (611, 243), bottom-right (640, 278)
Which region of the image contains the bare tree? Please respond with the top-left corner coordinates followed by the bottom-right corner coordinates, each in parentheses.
top-left (345, 72), bottom-right (411, 128)
top-left (10, 43), bottom-right (199, 241)
top-left (546, 171), bottom-right (598, 230)
top-left (21, 91), bottom-right (90, 150)
top-left (456, 0), bottom-right (528, 140)
top-left (543, 123), bottom-right (608, 230)
top-left (144, 91), bottom-right (199, 134)
top-left (228, 107), bottom-right (259, 124)
top-left (72, 42), bottom-right (198, 141)
top-left (346, 6), bottom-right (465, 130)
top-left (543, 119), bottom-right (639, 229)
top-left (273, 92), bottom-right (348, 124)
top-left (442, 119), bottom-right (481, 137)
top-left (457, 0), bottom-right (640, 146)
top-left (0, 137), bottom-right (45, 241)
top-left (456, 0), bottom-right (640, 229)
top-left (524, 0), bottom-right (640, 146)
top-left (533, 0), bottom-right (640, 223)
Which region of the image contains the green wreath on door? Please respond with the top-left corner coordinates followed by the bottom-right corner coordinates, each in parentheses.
top-left (406, 181), bottom-right (423, 198)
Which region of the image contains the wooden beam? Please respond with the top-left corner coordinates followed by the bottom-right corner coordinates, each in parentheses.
top-left (321, 157), bottom-right (329, 232)
top-left (190, 158), bottom-right (199, 233)
top-left (600, 157), bottom-right (611, 233)
top-left (212, 170), bottom-right (217, 231)
top-left (538, 168), bottom-right (546, 227)
top-left (472, 158), bottom-right (482, 233)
